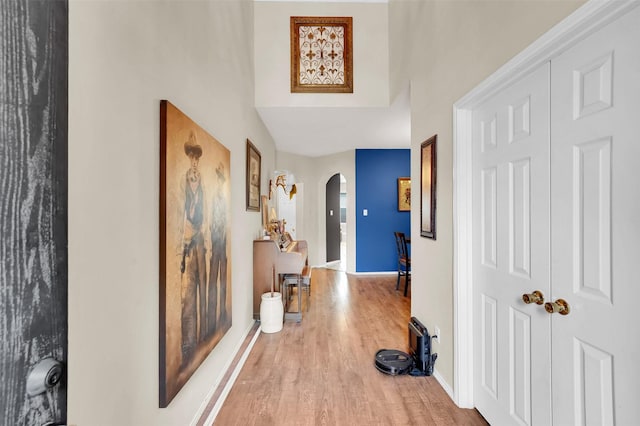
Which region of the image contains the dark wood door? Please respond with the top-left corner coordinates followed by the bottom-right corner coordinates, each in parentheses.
top-left (0, 1), bottom-right (68, 424)
top-left (325, 173), bottom-right (341, 262)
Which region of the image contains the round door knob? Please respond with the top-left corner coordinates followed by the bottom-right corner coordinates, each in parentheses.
top-left (26, 357), bottom-right (64, 396)
top-left (522, 290), bottom-right (544, 305)
top-left (545, 299), bottom-right (570, 315)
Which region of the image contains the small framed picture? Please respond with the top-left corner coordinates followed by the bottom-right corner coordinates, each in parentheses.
top-left (246, 139), bottom-right (261, 212)
top-left (397, 177), bottom-right (411, 212)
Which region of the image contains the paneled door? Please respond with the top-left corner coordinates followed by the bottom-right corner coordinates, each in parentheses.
top-left (549, 5), bottom-right (640, 424)
top-left (472, 63), bottom-right (552, 426)
top-left (471, 4), bottom-right (640, 425)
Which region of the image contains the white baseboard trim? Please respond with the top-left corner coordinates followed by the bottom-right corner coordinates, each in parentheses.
top-left (193, 321), bottom-right (261, 426)
top-left (433, 368), bottom-right (455, 403)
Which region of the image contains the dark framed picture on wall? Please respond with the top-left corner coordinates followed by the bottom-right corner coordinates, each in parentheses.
top-left (420, 135), bottom-right (437, 239)
top-left (397, 177), bottom-right (411, 212)
top-left (246, 139), bottom-right (261, 211)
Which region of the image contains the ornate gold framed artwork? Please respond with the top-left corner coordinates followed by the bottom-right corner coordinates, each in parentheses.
top-left (397, 177), bottom-right (411, 212)
top-left (290, 16), bottom-right (353, 93)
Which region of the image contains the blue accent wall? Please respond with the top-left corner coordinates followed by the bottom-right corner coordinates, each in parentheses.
top-left (356, 149), bottom-right (410, 272)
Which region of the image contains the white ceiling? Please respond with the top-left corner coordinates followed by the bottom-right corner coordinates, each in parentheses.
top-left (256, 85), bottom-right (411, 157)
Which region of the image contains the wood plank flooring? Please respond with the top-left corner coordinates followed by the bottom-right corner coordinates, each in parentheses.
top-left (214, 268), bottom-right (487, 425)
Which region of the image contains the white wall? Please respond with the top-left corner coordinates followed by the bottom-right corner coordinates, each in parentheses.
top-left (390, 0), bottom-right (584, 391)
top-left (68, 1), bottom-right (275, 424)
top-left (388, 0), bottom-right (412, 103)
top-left (254, 1), bottom-right (389, 107)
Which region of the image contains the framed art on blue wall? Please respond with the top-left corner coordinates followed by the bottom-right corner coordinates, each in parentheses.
top-left (397, 177), bottom-right (411, 212)
top-left (420, 135), bottom-right (437, 239)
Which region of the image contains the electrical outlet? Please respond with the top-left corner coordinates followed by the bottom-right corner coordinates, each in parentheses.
top-left (434, 326), bottom-right (441, 344)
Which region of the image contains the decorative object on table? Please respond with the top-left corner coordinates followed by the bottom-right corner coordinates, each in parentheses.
top-left (246, 139), bottom-right (261, 211)
top-left (420, 135), bottom-right (437, 239)
top-left (290, 16), bottom-right (353, 93)
top-left (267, 214), bottom-right (278, 236)
top-left (397, 177), bottom-right (411, 212)
top-left (159, 100), bottom-right (232, 407)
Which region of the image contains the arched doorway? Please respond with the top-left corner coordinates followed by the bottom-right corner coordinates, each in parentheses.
top-left (326, 173), bottom-right (346, 270)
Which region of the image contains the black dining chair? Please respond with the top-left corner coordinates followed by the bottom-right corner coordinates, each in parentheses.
top-left (394, 232), bottom-right (411, 296)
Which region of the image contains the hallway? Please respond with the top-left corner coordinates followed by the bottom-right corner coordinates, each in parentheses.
top-left (213, 269), bottom-right (487, 425)
top-left (325, 241), bottom-right (347, 272)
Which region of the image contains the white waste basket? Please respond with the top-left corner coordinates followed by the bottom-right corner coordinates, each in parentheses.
top-left (260, 292), bottom-right (283, 333)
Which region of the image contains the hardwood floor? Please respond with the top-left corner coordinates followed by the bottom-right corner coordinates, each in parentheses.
top-left (214, 268), bottom-right (487, 425)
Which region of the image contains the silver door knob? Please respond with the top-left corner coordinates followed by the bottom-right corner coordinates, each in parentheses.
top-left (26, 357), bottom-right (64, 396)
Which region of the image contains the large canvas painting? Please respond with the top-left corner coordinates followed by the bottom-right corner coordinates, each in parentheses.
top-left (159, 100), bottom-right (232, 407)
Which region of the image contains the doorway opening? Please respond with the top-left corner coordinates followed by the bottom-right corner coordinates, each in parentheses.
top-left (326, 173), bottom-right (346, 271)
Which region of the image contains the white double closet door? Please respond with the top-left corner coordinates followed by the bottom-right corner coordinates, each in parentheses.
top-left (472, 6), bottom-right (640, 425)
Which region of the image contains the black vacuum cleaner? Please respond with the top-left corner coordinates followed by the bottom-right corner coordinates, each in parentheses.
top-left (375, 317), bottom-right (438, 377)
